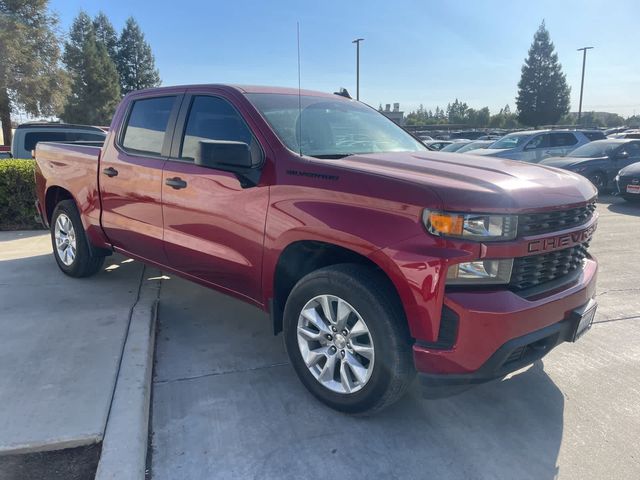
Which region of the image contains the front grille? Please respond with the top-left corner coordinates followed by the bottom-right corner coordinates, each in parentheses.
top-left (509, 242), bottom-right (589, 291)
top-left (517, 201), bottom-right (596, 237)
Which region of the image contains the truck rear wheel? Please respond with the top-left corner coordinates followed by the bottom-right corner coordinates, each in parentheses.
top-left (50, 200), bottom-right (105, 277)
top-left (283, 264), bottom-right (415, 415)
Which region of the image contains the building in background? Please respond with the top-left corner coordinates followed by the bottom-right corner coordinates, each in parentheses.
top-left (380, 103), bottom-right (405, 125)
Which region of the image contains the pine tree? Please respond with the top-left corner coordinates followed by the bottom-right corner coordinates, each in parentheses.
top-left (62, 11), bottom-right (121, 125)
top-left (0, 0), bottom-right (68, 145)
top-left (516, 21), bottom-right (570, 127)
top-left (117, 18), bottom-right (160, 95)
top-left (93, 11), bottom-right (118, 60)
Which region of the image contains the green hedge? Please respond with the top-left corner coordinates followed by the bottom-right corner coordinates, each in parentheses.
top-left (0, 159), bottom-right (44, 230)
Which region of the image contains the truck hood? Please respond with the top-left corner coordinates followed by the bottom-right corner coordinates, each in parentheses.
top-left (540, 156), bottom-right (608, 169)
top-left (336, 151), bottom-right (597, 213)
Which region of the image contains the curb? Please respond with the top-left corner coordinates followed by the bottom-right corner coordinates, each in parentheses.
top-left (94, 267), bottom-right (162, 480)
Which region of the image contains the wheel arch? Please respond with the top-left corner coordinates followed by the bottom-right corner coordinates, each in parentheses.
top-left (46, 186), bottom-right (111, 257)
top-left (45, 185), bottom-right (75, 224)
top-left (269, 239), bottom-right (409, 336)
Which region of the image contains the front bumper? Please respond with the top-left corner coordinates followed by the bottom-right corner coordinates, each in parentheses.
top-left (419, 298), bottom-right (595, 397)
top-left (412, 257), bottom-right (597, 390)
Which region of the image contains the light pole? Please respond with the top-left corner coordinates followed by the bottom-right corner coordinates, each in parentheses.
top-left (577, 47), bottom-right (594, 125)
top-left (352, 38), bottom-right (364, 100)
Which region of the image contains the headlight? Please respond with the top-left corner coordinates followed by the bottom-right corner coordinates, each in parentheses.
top-left (447, 259), bottom-right (513, 285)
top-left (422, 210), bottom-right (517, 241)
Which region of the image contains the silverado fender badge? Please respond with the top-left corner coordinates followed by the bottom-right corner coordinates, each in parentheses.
top-left (286, 169), bottom-right (339, 181)
top-left (527, 222), bottom-right (597, 253)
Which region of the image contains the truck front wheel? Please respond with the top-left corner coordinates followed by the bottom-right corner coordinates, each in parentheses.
top-left (283, 264), bottom-right (415, 415)
top-left (50, 200), bottom-right (105, 277)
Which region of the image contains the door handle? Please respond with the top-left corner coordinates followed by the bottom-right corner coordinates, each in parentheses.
top-left (165, 177), bottom-right (188, 190)
top-left (103, 167), bottom-right (118, 177)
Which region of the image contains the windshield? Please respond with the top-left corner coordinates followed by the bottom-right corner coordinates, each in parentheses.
top-left (246, 93), bottom-right (426, 158)
top-left (456, 141), bottom-right (491, 153)
top-left (489, 132), bottom-right (533, 150)
top-left (570, 141), bottom-right (621, 158)
top-left (441, 141), bottom-right (470, 152)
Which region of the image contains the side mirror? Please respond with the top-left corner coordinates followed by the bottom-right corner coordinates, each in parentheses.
top-left (196, 140), bottom-right (253, 170)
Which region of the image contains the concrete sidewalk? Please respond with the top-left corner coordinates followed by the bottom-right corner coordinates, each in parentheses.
top-left (0, 231), bottom-right (158, 479)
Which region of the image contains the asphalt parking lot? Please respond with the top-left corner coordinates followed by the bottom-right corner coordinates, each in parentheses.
top-left (149, 195), bottom-right (640, 480)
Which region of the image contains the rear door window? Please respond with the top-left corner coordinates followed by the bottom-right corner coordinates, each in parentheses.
top-left (550, 132), bottom-right (578, 147)
top-left (583, 131), bottom-right (605, 141)
top-left (625, 142), bottom-right (640, 157)
top-left (121, 96), bottom-right (177, 155)
top-left (525, 134), bottom-right (550, 150)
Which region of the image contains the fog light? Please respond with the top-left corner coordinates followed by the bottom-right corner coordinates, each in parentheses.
top-left (447, 259), bottom-right (513, 285)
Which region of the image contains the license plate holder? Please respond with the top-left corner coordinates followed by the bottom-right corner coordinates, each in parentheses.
top-left (626, 184), bottom-right (640, 194)
top-left (571, 300), bottom-right (597, 342)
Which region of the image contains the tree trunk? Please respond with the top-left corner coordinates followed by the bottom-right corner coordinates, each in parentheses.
top-left (0, 87), bottom-right (12, 147)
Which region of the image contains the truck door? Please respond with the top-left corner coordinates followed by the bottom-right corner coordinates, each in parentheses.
top-left (100, 94), bottom-right (182, 263)
top-left (161, 93), bottom-right (269, 302)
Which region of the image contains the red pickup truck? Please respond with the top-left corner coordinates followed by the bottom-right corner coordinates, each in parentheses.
top-left (35, 85), bottom-right (598, 414)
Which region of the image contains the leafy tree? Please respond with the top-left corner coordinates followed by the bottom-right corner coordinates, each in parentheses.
top-left (62, 11), bottom-right (120, 125)
top-left (446, 99), bottom-right (468, 124)
top-left (93, 11), bottom-right (118, 60)
top-left (516, 21), bottom-right (570, 127)
top-left (626, 115), bottom-right (640, 128)
top-left (117, 18), bottom-right (160, 95)
top-left (0, 0), bottom-right (68, 145)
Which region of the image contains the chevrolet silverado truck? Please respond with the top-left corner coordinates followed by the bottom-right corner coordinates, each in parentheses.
top-left (34, 85), bottom-right (599, 414)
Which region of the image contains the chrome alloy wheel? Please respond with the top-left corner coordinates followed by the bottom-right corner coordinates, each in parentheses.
top-left (54, 213), bottom-right (77, 266)
top-left (296, 295), bottom-right (375, 394)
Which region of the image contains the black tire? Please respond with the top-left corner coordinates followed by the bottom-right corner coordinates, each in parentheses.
top-left (50, 200), bottom-right (105, 277)
top-left (283, 264), bottom-right (415, 415)
top-left (587, 171), bottom-right (607, 192)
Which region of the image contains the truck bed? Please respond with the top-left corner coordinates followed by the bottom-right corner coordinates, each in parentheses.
top-left (34, 142), bottom-right (104, 244)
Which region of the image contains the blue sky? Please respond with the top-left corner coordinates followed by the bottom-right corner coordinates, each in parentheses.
top-left (50, 0), bottom-right (640, 117)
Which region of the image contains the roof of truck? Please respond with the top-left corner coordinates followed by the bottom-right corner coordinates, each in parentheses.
top-left (131, 84), bottom-right (344, 99)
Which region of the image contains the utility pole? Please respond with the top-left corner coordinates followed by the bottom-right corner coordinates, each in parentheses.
top-left (577, 47), bottom-right (594, 125)
top-left (352, 38), bottom-right (364, 100)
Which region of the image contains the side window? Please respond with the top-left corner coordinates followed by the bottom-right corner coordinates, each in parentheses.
top-left (180, 96), bottom-right (260, 163)
top-left (551, 132), bottom-right (578, 147)
top-left (525, 134), bottom-right (550, 150)
top-left (67, 132), bottom-right (106, 143)
top-left (583, 131), bottom-right (605, 141)
top-left (625, 142), bottom-right (640, 157)
top-left (121, 96), bottom-right (176, 155)
top-left (24, 131), bottom-right (68, 151)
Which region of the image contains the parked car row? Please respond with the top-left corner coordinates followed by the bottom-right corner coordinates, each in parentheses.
top-left (437, 127), bottom-right (640, 201)
top-left (540, 140), bottom-right (640, 193)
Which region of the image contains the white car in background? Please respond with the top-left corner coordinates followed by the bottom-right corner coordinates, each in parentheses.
top-left (473, 129), bottom-right (604, 163)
